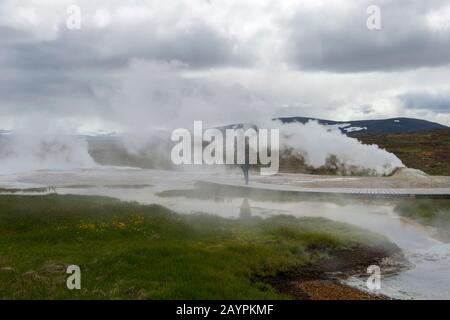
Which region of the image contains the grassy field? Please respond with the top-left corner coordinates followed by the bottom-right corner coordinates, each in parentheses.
top-left (354, 129), bottom-right (450, 176)
top-left (0, 187), bottom-right (49, 194)
top-left (0, 194), bottom-right (395, 299)
top-left (395, 199), bottom-right (450, 230)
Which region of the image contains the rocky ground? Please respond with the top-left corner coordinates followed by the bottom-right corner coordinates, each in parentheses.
top-left (267, 246), bottom-right (401, 300)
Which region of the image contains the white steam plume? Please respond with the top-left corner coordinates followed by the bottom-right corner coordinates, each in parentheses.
top-left (266, 120), bottom-right (404, 175)
top-left (0, 61), bottom-right (404, 176)
top-left (0, 118), bottom-right (96, 174)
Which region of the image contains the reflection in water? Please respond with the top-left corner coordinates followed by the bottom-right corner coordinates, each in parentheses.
top-left (239, 198), bottom-right (252, 218)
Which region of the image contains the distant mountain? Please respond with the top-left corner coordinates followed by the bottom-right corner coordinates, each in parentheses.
top-left (276, 117), bottom-right (449, 134)
top-left (1, 117), bottom-right (447, 137)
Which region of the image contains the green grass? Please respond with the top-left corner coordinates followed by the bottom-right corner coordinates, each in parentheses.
top-left (0, 194), bottom-right (393, 299)
top-left (354, 129), bottom-right (450, 176)
top-left (0, 187), bottom-right (49, 194)
top-left (394, 199), bottom-right (450, 229)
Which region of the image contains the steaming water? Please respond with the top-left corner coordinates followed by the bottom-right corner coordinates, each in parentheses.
top-left (1, 167), bottom-right (449, 300)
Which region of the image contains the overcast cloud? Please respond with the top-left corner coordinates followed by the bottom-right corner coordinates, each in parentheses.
top-left (0, 0), bottom-right (449, 132)
top-left (286, 0), bottom-right (450, 72)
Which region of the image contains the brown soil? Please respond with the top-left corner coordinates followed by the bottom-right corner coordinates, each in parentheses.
top-left (266, 246), bottom-right (400, 300)
top-left (293, 280), bottom-right (383, 300)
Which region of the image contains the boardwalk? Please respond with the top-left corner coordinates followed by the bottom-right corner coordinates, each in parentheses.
top-left (197, 179), bottom-right (450, 198)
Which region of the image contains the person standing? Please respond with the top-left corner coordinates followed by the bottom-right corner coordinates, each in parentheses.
top-left (240, 163), bottom-right (250, 185)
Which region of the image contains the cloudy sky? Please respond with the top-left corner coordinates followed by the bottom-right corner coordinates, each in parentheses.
top-left (1, 0), bottom-right (450, 133)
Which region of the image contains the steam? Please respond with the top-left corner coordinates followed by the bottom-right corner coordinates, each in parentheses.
top-left (108, 60), bottom-right (272, 131)
top-left (0, 61), bottom-right (404, 175)
top-left (269, 120), bottom-right (404, 175)
top-left (0, 118), bottom-right (95, 174)
top-left (103, 60), bottom-right (273, 163)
